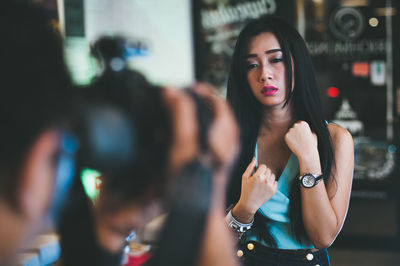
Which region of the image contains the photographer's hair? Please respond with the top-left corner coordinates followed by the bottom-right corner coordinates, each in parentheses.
top-left (226, 16), bottom-right (334, 245)
top-left (90, 36), bottom-right (127, 72)
top-left (96, 81), bottom-right (173, 209)
top-left (83, 37), bottom-right (173, 209)
top-left (0, 1), bottom-right (72, 206)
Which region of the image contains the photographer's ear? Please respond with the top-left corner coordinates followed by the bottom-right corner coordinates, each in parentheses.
top-left (18, 129), bottom-right (60, 222)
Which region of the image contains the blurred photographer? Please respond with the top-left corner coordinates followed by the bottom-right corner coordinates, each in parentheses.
top-left (0, 1), bottom-right (75, 264)
top-left (58, 36), bottom-right (173, 265)
top-left (59, 36), bottom-right (240, 266)
top-left (91, 85), bottom-right (240, 266)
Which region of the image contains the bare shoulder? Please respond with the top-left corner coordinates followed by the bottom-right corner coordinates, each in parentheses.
top-left (327, 123), bottom-right (354, 153)
top-left (325, 124), bottom-right (354, 200)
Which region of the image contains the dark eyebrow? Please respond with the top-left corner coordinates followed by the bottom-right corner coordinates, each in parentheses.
top-left (246, 49), bottom-right (282, 59)
top-left (266, 48), bottom-right (282, 54)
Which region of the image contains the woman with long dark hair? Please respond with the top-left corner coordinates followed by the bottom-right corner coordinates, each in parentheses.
top-left (226, 16), bottom-right (354, 265)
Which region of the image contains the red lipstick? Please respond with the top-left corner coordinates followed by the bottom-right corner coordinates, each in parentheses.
top-left (261, 85), bottom-right (278, 96)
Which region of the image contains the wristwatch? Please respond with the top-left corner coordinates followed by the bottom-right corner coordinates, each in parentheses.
top-left (299, 173), bottom-right (323, 188)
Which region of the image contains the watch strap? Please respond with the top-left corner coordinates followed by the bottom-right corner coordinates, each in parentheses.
top-left (314, 174), bottom-right (323, 184)
top-left (299, 173), bottom-right (323, 188)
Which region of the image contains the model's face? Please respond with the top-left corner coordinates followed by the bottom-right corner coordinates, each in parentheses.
top-left (246, 32), bottom-right (290, 108)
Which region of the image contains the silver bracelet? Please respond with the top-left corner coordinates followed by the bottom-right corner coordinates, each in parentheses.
top-left (225, 209), bottom-right (254, 234)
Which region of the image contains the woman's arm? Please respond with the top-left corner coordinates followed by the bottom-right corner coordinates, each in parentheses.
top-left (285, 121), bottom-right (354, 248)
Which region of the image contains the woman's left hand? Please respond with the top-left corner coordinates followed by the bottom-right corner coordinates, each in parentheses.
top-left (284, 121), bottom-right (318, 161)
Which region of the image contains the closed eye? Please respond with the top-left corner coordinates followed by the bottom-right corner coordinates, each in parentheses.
top-left (271, 58), bottom-right (283, 63)
top-left (246, 63), bottom-right (258, 70)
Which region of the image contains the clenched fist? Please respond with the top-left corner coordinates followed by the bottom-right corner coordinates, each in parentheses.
top-left (284, 121), bottom-right (318, 159)
top-left (284, 121), bottom-right (321, 174)
top-left (234, 158), bottom-right (278, 222)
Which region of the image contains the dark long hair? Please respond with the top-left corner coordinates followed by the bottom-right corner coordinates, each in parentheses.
top-left (0, 1), bottom-right (73, 206)
top-left (226, 16), bottom-right (334, 246)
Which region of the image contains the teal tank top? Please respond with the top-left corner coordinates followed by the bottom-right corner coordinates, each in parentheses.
top-left (247, 144), bottom-right (314, 249)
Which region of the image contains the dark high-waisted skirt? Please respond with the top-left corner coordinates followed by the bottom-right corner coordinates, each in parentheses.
top-left (238, 240), bottom-right (330, 266)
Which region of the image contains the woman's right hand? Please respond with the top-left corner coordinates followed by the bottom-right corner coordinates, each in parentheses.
top-left (232, 158), bottom-right (278, 223)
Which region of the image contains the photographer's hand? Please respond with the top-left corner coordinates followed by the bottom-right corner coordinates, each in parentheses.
top-left (191, 83), bottom-right (240, 266)
top-left (163, 88), bottom-right (199, 176)
top-left (162, 85), bottom-right (240, 266)
top-left (192, 82), bottom-right (239, 171)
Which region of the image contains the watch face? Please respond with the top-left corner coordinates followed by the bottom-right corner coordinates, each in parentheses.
top-left (302, 174), bottom-right (315, 188)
